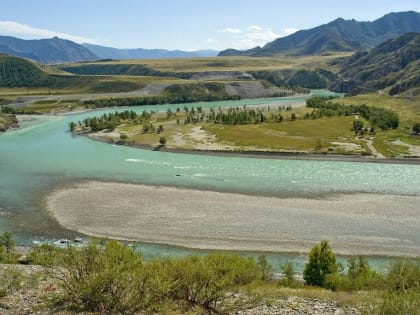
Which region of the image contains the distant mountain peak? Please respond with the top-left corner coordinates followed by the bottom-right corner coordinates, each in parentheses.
top-left (0, 35), bottom-right (98, 63)
top-left (219, 11), bottom-right (420, 57)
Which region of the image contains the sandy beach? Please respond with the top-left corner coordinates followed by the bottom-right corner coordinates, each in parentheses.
top-left (46, 181), bottom-right (420, 257)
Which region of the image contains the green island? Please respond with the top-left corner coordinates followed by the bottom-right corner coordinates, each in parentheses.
top-left (69, 94), bottom-right (419, 159)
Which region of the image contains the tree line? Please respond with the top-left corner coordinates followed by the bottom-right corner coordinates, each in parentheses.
top-left (306, 96), bottom-right (399, 130)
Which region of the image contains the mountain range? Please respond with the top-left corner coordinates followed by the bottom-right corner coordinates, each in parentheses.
top-left (83, 43), bottom-right (218, 60)
top-left (0, 11), bottom-right (418, 63)
top-left (219, 11), bottom-right (420, 56)
top-left (0, 36), bottom-right (97, 63)
top-left (0, 36), bottom-right (218, 64)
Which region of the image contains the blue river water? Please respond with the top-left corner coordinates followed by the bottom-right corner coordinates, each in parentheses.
top-left (1, 91), bottom-right (419, 271)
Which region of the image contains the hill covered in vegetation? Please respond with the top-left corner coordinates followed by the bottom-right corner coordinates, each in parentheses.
top-left (0, 54), bottom-right (147, 93)
top-left (219, 11), bottom-right (420, 56)
top-left (332, 32), bottom-right (420, 95)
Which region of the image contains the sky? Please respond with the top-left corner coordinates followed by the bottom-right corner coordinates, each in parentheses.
top-left (0, 0), bottom-right (419, 51)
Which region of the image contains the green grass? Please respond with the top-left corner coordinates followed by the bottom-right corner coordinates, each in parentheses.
top-left (341, 94), bottom-right (420, 157)
top-left (205, 116), bottom-right (363, 153)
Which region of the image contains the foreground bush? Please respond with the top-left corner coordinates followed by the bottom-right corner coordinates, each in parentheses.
top-left (325, 256), bottom-right (384, 291)
top-left (170, 254), bottom-right (259, 312)
top-left (47, 240), bottom-right (260, 314)
top-left (54, 240), bottom-right (149, 314)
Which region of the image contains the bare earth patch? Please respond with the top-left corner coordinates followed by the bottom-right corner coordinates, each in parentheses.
top-left (392, 139), bottom-right (420, 157)
top-left (175, 126), bottom-right (236, 151)
top-left (46, 181), bottom-right (420, 257)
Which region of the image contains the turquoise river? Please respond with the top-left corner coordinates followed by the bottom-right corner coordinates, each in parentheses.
top-left (1, 91), bottom-right (419, 271)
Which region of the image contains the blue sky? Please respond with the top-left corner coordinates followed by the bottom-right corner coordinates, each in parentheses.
top-left (0, 0), bottom-right (419, 50)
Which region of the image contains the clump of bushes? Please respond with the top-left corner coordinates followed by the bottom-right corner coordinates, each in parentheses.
top-left (34, 240), bottom-right (261, 314)
top-left (6, 232), bottom-right (420, 315)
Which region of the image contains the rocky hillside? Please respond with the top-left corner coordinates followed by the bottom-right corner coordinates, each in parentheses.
top-left (219, 11), bottom-right (420, 56)
top-left (0, 36), bottom-right (98, 63)
top-left (332, 32), bottom-right (420, 95)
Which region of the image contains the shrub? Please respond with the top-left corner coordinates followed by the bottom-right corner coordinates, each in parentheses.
top-left (257, 255), bottom-right (272, 281)
top-left (54, 240), bottom-right (149, 314)
top-left (27, 244), bottom-right (66, 266)
top-left (371, 261), bottom-right (420, 314)
top-left (278, 262), bottom-right (302, 288)
top-left (385, 261), bottom-right (420, 292)
top-left (170, 254), bottom-right (259, 313)
top-left (324, 256), bottom-right (384, 291)
top-left (0, 266), bottom-right (23, 299)
top-left (375, 291), bottom-right (420, 315)
top-left (159, 136), bottom-right (167, 145)
top-left (0, 232), bottom-right (16, 263)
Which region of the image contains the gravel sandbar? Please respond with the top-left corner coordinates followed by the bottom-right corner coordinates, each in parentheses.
top-left (46, 181), bottom-right (420, 257)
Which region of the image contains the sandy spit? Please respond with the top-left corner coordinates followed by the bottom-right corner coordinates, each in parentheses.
top-left (46, 181), bottom-right (420, 257)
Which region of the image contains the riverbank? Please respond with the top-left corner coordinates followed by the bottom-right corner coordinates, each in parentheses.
top-left (46, 181), bottom-right (420, 258)
top-left (84, 131), bottom-right (420, 165)
top-left (120, 140), bottom-right (420, 165)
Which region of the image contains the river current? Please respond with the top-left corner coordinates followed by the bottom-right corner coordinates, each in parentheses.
top-left (1, 91), bottom-right (419, 271)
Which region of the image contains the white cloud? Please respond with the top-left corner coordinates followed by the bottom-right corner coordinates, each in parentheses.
top-left (218, 25), bottom-right (300, 50)
top-left (284, 28), bottom-right (298, 35)
top-left (0, 20), bottom-right (103, 44)
top-left (231, 25), bottom-right (279, 49)
top-left (247, 25), bottom-right (263, 31)
top-left (220, 27), bottom-right (243, 34)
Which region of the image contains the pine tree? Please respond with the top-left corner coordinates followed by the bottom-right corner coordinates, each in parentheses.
top-left (303, 240), bottom-right (337, 287)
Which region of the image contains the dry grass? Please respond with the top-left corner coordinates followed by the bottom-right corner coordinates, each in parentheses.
top-left (57, 54), bottom-right (351, 73)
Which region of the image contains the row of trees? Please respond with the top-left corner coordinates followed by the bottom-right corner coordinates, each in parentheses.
top-left (181, 106), bottom-right (293, 125)
top-left (71, 110), bottom-right (145, 132)
top-left (306, 96), bottom-right (399, 130)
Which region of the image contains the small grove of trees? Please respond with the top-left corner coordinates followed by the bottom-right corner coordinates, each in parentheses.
top-left (81, 110), bottom-right (139, 132)
top-left (413, 123), bottom-right (420, 134)
top-left (306, 96), bottom-right (399, 130)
